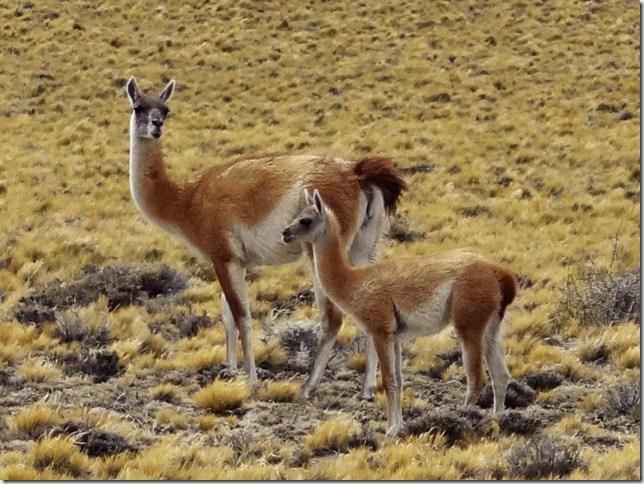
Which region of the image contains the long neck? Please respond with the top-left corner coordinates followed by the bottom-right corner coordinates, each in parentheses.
top-left (311, 216), bottom-right (358, 307)
top-left (129, 115), bottom-right (184, 230)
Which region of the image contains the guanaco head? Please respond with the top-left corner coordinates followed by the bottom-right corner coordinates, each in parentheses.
top-left (282, 188), bottom-right (329, 245)
top-left (126, 77), bottom-right (175, 139)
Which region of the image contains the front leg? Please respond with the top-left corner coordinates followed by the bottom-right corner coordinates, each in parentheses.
top-left (302, 271), bottom-right (342, 399)
top-left (214, 260), bottom-right (257, 383)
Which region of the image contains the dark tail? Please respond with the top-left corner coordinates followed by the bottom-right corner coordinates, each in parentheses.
top-left (354, 157), bottom-right (407, 215)
top-left (496, 268), bottom-right (517, 320)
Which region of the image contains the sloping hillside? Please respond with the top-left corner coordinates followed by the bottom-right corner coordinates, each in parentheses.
top-left (0, 0), bottom-right (639, 479)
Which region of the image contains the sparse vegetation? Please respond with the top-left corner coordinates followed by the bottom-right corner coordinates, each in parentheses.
top-left (0, 0), bottom-right (638, 479)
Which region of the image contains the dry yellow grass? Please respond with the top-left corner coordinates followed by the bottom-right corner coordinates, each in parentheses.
top-left (194, 378), bottom-right (252, 412)
top-left (256, 380), bottom-right (301, 402)
top-left (30, 436), bottom-right (91, 479)
top-left (5, 404), bottom-right (63, 438)
top-left (0, 0), bottom-right (638, 479)
top-left (303, 415), bottom-right (362, 455)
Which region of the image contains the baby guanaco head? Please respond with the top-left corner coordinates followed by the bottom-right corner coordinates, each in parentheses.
top-left (281, 188), bottom-right (328, 245)
top-left (126, 77), bottom-right (175, 139)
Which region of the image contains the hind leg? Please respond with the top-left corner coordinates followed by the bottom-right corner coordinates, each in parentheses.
top-left (452, 266), bottom-right (500, 407)
top-left (221, 293), bottom-right (239, 369)
top-left (348, 190), bottom-right (386, 400)
top-left (484, 315), bottom-right (510, 414)
top-left (458, 333), bottom-right (487, 406)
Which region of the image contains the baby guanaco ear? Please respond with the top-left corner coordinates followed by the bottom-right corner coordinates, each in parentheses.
top-left (126, 76), bottom-right (140, 108)
top-left (160, 79), bottom-right (175, 103)
top-left (312, 189), bottom-right (325, 217)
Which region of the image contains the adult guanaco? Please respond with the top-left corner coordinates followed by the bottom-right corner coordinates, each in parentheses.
top-left (282, 189), bottom-right (516, 436)
top-left (125, 77), bottom-right (406, 396)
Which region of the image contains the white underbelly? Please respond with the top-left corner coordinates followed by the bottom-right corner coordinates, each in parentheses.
top-left (236, 232), bottom-right (304, 266)
top-left (397, 280), bottom-right (454, 339)
top-left (230, 185), bottom-right (306, 266)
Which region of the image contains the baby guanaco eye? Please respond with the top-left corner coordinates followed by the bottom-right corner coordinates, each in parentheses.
top-left (300, 218), bottom-right (312, 227)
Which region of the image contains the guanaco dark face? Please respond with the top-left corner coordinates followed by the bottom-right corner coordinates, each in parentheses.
top-left (126, 77), bottom-right (174, 139)
top-left (282, 189), bottom-right (327, 244)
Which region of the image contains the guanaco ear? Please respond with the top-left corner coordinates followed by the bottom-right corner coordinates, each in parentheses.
top-left (303, 188), bottom-right (313, 205)
top-left (160, 79), bottom-right (175, 103)
top-left (312, 189), bottom-right (325, 217)
top-left (126, 76), bottom-right (140, 108)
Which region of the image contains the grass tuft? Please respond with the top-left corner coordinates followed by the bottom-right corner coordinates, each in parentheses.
top-left (155, 408), bottom-right (190, 430)
top-left (303, 415), bottom-right (362, 457)
top-left (257, 380), bottom-right (301, 402)
top-left (6, 404), bottom-right (63, 438)
top-left (194, 378), bottom-right (252, 412)
top-left (30, 436), bottom-right (91, 478)
top-left (19, 357), bottom-right (63, 383)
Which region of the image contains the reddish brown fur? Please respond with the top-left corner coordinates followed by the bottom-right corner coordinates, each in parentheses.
top-left (127, 78), bottom-right (406, 385)
top-left (495, 268), bottom-right (517, 320)
top-left (352, 157), bottom-right (408, 215)
top-left (282, 195), bottom-right (517, 435)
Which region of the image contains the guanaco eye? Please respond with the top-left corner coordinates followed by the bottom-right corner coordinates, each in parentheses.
top-left (300, 218), bottom-right (312, 227)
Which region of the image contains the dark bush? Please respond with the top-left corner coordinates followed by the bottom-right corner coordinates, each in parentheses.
top-left (476, 380), bottom-right (536, 409)
top-left (507, 435), bottom-right (587, 479)
top-left (56, 349), bottom-right (123, 383)
top-left (560, 266), bottom-right (640, 326)
top-left (523, 370), bottom-right (564, 391)
top-left (14, 264), bottom-right (188, 323)
top-left (497, 410), bottom-right (540, 436)
top-left (47, 420), bottom-right (137, 457)
top-left (53, 311), bottom-right (110, 347)
top-left (404, 408), bottom-right (490, 446)
top-left (604, 380), bottom-right (640, 421)
top-left (170, 310), bottom-right (213, 338)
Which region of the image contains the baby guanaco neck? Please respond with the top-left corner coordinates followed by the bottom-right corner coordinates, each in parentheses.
top-left (311, 214), bottom-right (360, 305)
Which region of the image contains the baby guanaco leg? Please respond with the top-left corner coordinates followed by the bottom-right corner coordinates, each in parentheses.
top-left (458, 334), bottom-right (487, 406)
top-left (452, 265), bottom-right (500, 406)
top-left (483, 315), bottom-right (510, 413)
top-left (303, 270), bottom-right (343, 398)
top-left (373, 330), bottom-right (403, 436)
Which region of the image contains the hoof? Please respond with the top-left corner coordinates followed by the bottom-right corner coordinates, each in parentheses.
top-left (359, 390), bottom-right (375, 402)
top-left (302, 386), bottom-right (316, 400)
top-left (385, 424), bottom-right (402, 438)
